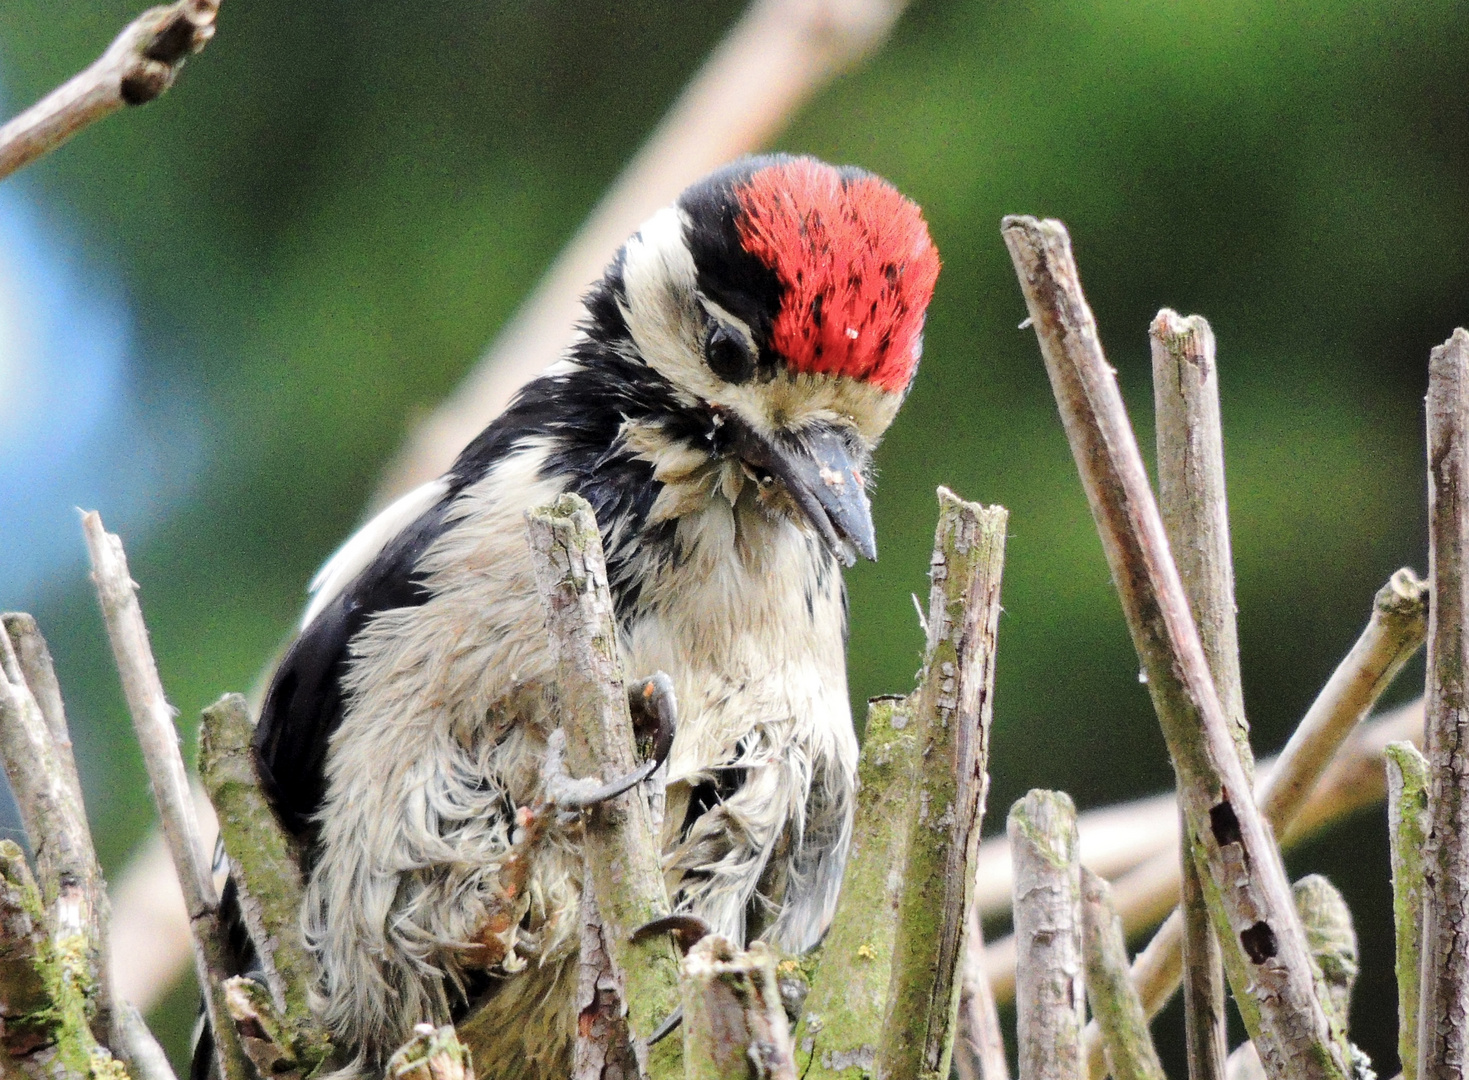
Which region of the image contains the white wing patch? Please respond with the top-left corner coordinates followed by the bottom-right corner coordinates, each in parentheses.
top-left (300, 477), bottom-right (451, 630)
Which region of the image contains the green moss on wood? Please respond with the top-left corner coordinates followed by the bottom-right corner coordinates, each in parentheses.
top-left (1386, 740), bottom-right (1430, 1080)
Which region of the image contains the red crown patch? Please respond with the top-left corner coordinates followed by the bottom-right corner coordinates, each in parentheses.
top-left (734, 158), bottom-right (939, 394)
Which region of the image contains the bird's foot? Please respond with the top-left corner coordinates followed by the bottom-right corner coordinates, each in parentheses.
top-left (538, 671), bottom-right (678, 810)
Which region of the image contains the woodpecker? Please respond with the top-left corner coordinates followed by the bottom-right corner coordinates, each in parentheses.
top-left (246, 154), bottom-right (939, 1079)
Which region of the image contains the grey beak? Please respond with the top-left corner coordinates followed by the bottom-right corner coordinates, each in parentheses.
top-left (732, 421), bottom-right (878, 566)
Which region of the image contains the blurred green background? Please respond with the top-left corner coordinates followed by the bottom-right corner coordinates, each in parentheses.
top-left (0, 0), bottom-right (1463, 1072)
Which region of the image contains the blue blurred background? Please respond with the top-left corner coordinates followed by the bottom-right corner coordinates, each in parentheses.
top-left (0, 0), bottom-right (1464, 1071)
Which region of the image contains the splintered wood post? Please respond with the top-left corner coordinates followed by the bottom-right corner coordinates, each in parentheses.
top-left (1386, 741), bottom-right (1430, 1080)
top-left (1010, 790), bottom-right (1084, 1080)
top-left (0, 0), bottom-right (220, 181)
top-left (681, 937), bottom-right (797, 1080)
top-left (1419, 327), bottom-right (1469, 1080)
top-left (1080, 868), bottom-right (1165, 1080)
top-left (524, 493), bottom-right (682, 1072)
top-left (795, 696), bottom-right (918, 1079)
top-left (1151, 308), bottom-right (1246, 1080)
top-left (0, 615), bottom-right (113, 1047)
top-left (81, 510), bottom-right (251, 1080)
top-left (386, 1024), bottom-right (475, 1080)
top-left (1003, 215), bottom-right (1351, 1080)
top-left (199, 693), bottom-right (332, 1070)
top-left (877, 490), bottom-right (1007, 1080)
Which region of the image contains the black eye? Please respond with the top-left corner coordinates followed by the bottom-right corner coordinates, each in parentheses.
top-left (705, 323), bottom-right (755, 384)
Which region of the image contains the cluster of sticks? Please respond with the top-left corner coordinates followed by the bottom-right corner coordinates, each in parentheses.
top-left (967, 216), bottom-right (1467, 1080)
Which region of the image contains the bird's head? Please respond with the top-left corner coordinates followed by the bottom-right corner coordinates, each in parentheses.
top-left (595, 155), bottom-right (939, 566)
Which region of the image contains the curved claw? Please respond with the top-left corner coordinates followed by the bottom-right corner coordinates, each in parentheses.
top-left (647, 1006), bottom-right (683, 1046)
top-left (629, 913), bottom-right (712, 953)
top-left (550, 756), bottom-right (660, 810)
top-left (628, 671), bottom-right (678, 771)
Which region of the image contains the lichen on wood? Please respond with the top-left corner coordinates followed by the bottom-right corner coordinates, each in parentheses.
top-left (877, 490), bottom-right (1007, 1080)
top-left (795, 695), bottom-right (916, 1079)
top-left (199, 693), bottom-right (332, 1071)
top-left (1080, 868), bottom-right (1164, 1080)
top-left (1386, 741), bottom-right (1430, 1080)
top-left (681, 937), bottom-right (796, 1080)
top-left (1010, 790), bottom-right (1083, 1080)
top-left (524, 493), bottom-right (681, 1070)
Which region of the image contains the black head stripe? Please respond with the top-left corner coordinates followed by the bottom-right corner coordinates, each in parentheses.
top-left (677, 156), bottom-right (785, 364)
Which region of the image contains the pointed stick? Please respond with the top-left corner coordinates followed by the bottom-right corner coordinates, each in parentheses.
top-left (877, 492), bottom-right (1007, 1080)
top-left (681, 937), bottom-right (797, 1080)
top-left (81, 510), bottom-right (251, 1080)
top-left (1151, 308), bottom-right (1244, 1080)
top-left (1004, 214), bottom-right (1350, 1080)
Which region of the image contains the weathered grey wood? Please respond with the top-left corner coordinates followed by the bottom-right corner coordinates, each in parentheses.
top-left (956, 909), bottom-right (1011, 1080)
top-left (681, 937), bottom-right (796, 1080)
top-left (795, 696), bottom-right (917, 1080)
top-left (1080, 868), bottom-right (1164, 1080)
top-left (877, 491), bottom-right (1007, 1080)
top-left (81, 510), bottom-right (250, 1080)
top-left (1387, 741), bottom-right (1430, 1080)
top-left (524, 493), bottom-right (681, 1074)
top-left (1004, 214), bottom-right (1350, 1080)
top-left (1151, 308), bottom-right (1243, 1080)
top-left (199, 693), bottom-right (332, 1072)
top-left (1011, 790), bottom-right (1084, 1080)
top-left (0, 616), bottom-right (112, 1048)
top-left (1419, 327), bottom-right (1469, 1080)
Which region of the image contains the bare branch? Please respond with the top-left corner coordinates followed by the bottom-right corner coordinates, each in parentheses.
top-left (373, 0), bottom-right (911, 506)
top-left (1419, 326), bottom-right (1469, 1080)
top-left (1081, 868), bottom-right (1165, 1080)
top-left (116, 1001), bottom-right (180, 1080)
top-left (1387, 741), bottom-right (1430, 1080)
top-left (0, 0), bottom-right (219, 182)
top-left (795, 696), bottom-right (917, 1079)
top-left (1151, 308), bottom-right (1244, 1080)
top-left (0, 616), bottom-right (112, 1046)
top-left (1004, 214), bottom-right (1349, 1080)
top-left (1011, 790), bottom-right (1084, 1080)
top-left (681, 937), bottom-right (797, 1080)
top-left (80, 510), bottom-right (250, 1080)
top-left (523, 493), bottom-right (681, 1069)
top-left (956, 911), bottom-right (1010, 1080)
top-left (198, 693), bottom-right (331, 1069)
top-left (878, 492), bottom-right (1007, 1080)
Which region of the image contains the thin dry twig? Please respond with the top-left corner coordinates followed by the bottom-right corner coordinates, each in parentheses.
top-left (1386, 741), bottom-right (1430, 1080)
top-left (878, 492), bottom-right (1007, 1080)
top-left (1004, 214), bottom-right (1349, 1080)
top-left (0, 0), bottom-right (219, 182)
top-left (373, 0), bottom-right (911, 506)
top-left (1419, 327), bottom-right (1469, 1080)
top-left (1081, 868), bottom-right (1165, 1080)
top-left (81, 510), bottom-right (250, 1080)
top-left (956, 912), bottom-right (1011, 1080)
top-left (1151, 308), bottom-right (1242, 1080)
top-left (1010, 790), bottom-right (1084, 1080)
top-left (117, 1000), bottom-right (181, 1080)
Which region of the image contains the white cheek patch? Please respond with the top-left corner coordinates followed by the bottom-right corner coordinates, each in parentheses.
top-left (619, 206), bottom-right (712, 392)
